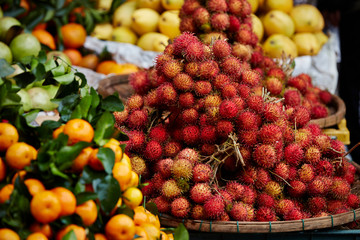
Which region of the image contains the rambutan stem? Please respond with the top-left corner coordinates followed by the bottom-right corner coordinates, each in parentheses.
top-left (269, 170), bottom-right (292, 188)
top-left (343, 141), bottom-right (360, 158)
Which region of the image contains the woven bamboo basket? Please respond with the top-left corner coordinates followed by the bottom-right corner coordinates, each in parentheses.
top-left (97, 74), bottom-right (133, 102)
top-left (309, 94), bottom-right (346, 128)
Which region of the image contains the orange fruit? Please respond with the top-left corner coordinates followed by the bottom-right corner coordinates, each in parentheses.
top-left (51, 187), bottom-right (77, 217)
top-left (105, 214), bottom-right (135, 240)
top-left (96, 60), bottom-right (117, 75)
top-left (160, 231), bottom-right (169, 240)
top-left (29, 223), bottom-right (53, 239)
top-left (75, 200), bottom-right (98, 226)
top-left (24, 178), bottom-right (45, 196)
top-left (135, 226), bottom-right (149, 240)
top-left (112, 162), bottom-right (132, 191)
top-left (52, 125), bottom-right (65, 139)
top-left (56, 224), bottom-right (86, 240)
top-left (120, 153), bottom-right (132, 169)
top-left (0, 184), bottom-right (14, 203)
top-left (26, 232), bottom-right (48, 240)
top-left (63, 119), bottom-right (94, 145)
top-left (69, 7), bottom-right (85, 23)
top-left (0, 228), bottom-right (20, 240)
top-left (72, 147), bottom-right (93, 173)
top-left (11, 170), bottom-right (26, 184)
top-left (128, 171), bottom-right (139, 188)
top-left (122, 187), bottom-right (143, 209)
top-left (88, 148), bottom-right (105, 171)
top-left (147, 213), bottom-right (161, 229)
top-left (103, 138), bottom-right (123, 162)
top-left (32, 29), bottom-right (56, 50)
top-left (0, 122), bottom-right (19, 151)
top-left (133, 209), bottom-right (149, 226)
top-left (61, 23), bottom-right (86, 49)
top-left (33, 23), bottom-right (47, 31)
top-left (167, 233), bottom-right (174, 240)
top-left (110, 63), bottom-right (139, 75)
top-left (5, 142), bottom-right (37, 170)
top-left (79, 54), bottom-right (99, 70)
top-left (142, 223), bottom-right (160, 240)
top-left (30, 190), bottom-right (61, 224)
top-left (0, 157), bottom-right (6, 182)
top-left (94, 233), bottom-right (107, 240)
top-left (63, 48), bottom-right (82, 66)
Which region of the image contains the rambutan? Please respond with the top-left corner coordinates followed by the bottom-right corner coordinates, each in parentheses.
top-left (226, 181), bottom-right (245, 201)
top-left (151, 173), bottom-right (166, 192)
top-left (219, 100), bottom-right (239, 119)
top-left (164, 141), bottom-right (182, 158)
top-left (179, 92), bottom-right (195, 108)
top-left (267, 68), bottom-right (285, 81)
top-left (221, 56), bottom-right (243, 79)
top-left (256, 207), bottom-right (277, 221)
top-left (152, 196), bottom-right (171, 213)
top-left (284, 208), bottom-right (303, 221)
top-left (227, 0), bottom-right (242, 15)
top-left (230, 202), bottom-right (255, 221)
top-left (212, 39), bottom-right (232, 60)
top-left (142, 181), bottom-right (154, 198)
top-left (238, 130), bottom-right (258, 146)
top-left (216, 120), bottom-right (234, 138)
top-left (177, 148), bottom-right (199, 164)
top-left (297, 164), bottom-right (315, 183)
top-left (144, 89), bottom-right (159, 107)
top-left (236, 110), bottom-right (261, 130)
top-left (184, 61), bottom-right (199, 77)
top-left (304, 146), bottom-right (321, 164)
top-left (113, 109), bottom-right (129, 127)
top-left (295, 129), bottom-right (312, 148)
top-left (235, 28), bottom-right (257, 46)
top-left (157, 158), bottom-right (173, 179)
top-left (204, 195), bottom-right (225, 219)
top-left (126, 94), bottom-right (144, 111)
top-left (129, 70), bottom-right (150, 95)
top-left (330, 177), bottom-right (351, 200)
top-left (161, 179), bottom-right (182, 199)
top-left (200, 125), bottom-right (217, 143)
top-left (319, 90), bottom-right (332, 104)
top-left (238, 166), bottom-right (257, 186)
top-left (157, 83), bottom-right (178, 105)
top-left (273, 162), bottom-right (290, 181)
top-left (173, 73), bottom-right (194, 91)
top-left (171, 197), bottom-right (190, 218)
top-left (232, 42), bottom-right (252, 61)
top-left (180, 0), bottom-right (201, 15)
top-left (180, 108), bottom-right (199, 124)
top-left (287, 76), bottom-right (309, 95)
top-left (192, 163), bottom-right (212, 183)
top-left (232, 97), bottom-right (246, 111)
top-left (144, 140), bottom-right (163, 161)
top-left (237, 84), bottom-right (251, 99)
top-left (191, 205), bottom-right (206, 220)
top-left (241, 69), bottom-right (261, 87)
top-left (253, 144), bottom-right (278, 169)
top-left (258, 124), bottom-right (282, 144)
top-left (308, 197), bottom-right (327, 214)
top-left (221, 83), bottom-right (238, 99)
top-left (347, 194), bottom-right (360, 209)
top-left (130, 156), bottom-right (147, 176)
top-left (250, 51), bottom-right (264, 67)
top-left (246, 95), bottom-right (264, 113)
top-left (289, 106), bottom-right (311, 128)
top-left (241, 186), bottom-right (257, 205)
top-left (256, 193), bottom-right (275, 208)
top-left (288, 180), bottom-right (307, 198)
top-left (193, 7), bottom-right (210, 26)
top-left (190, 183), bottom-right (212, 204)
top-left (264, 181), bottom-right (282, 198)
top-left (200, 143), bottom-right (216, 156)
top-left (311, 104), bottom-right (328, 119)
top-left (172, 32), bottom-right (199, 56)
top-left (127, 130), bottom-right (146, 151)
top-left (210, 13), bottom-right (230, 31)
top-left (161, 59), bottom-right (183, 79)
top-left (276, 199), bottom-right (295, 216)
top-left (263, 102), bottom-right (282, 122)
top-left (284, 89), bottom-right (302, 107)
top-left (184, 41), bottom-right (205, 62)
top-left (194, 81), bottom-right (212, 96)
top-left (182, 125), bottom-right (200, 145)
top-left (327, 200), bottom-right (344, 214)
top-left (198, 60), bottom-right (220, 79)
top-left (149, 125), bottom-right (169, 143)
top-left (255, 168), bottom-right (271, 190)
top-left (325, 139), bottom-right (346, 158)
top-left (172, 158), bottom-right (193, 180)
top-left (127, 109), bottom-right (148, 129)
top-left (207, 0), bottom-right (227, 12)
top-left (265, 77), bottom-right (283, 96)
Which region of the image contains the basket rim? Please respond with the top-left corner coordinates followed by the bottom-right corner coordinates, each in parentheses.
top-left (159, 208), bottom-right (360, 233)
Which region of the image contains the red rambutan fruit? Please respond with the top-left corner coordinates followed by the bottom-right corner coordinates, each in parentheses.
top-left (204, 195), bottom-right (225, 219)
top-left (183, 41), bottom-right (205, 62)
top-left (157, 158), bottom-right (174, 179)
top-left (177, 148), bottom-right (199, 164)
top-left (273, 162), bottom-right (290, 181)
top-left (290, 106), bottom-right (311, 128)
top-left (284, 89), bottom-right (302, 107)
top-left (212, 39), bottom-right (232, 59)
top-left (232, 42), bottom-right (252, 61)
top-left (126, 94), bottom-right (144, 111)
top-left (284, 143), bottom-right (304, 166)
top-left (172, 158), bottom-right (193, 180)
top-left (265, 77), bottom-right (283, 95)
top-left (232, 97), bottom-right (246, 111)
top-left (227, 0), bottom-right (242, 15)
top-left (204, 94), bottom-right (222, 108)
top-left (152, 196), bottom-right (171, 213)
top-left (236, 110), bottom-right (261, 130)
top-left (192, 163), bottom-right (212, 183)
top-left (212, 74), bottom-right (230, 90)
top-left (182, 125), bottom-right (200, 145)
top-left (267, 68), bottom-right (285, 80)
top-left (238, 166), bottom-right (257, 186)
top-left (141, 181), bottom-right (154, 198)
top-left (200, 125), bottom-right (217, 143)
top-left (127, 109), bottom-right (148, 129)
top-left (180, 0), bottom-right (200, 15)
top-left (210, 13), bottom-right (230, 31)
top-left (235, 28), bottom-right (257, 46)
top-left (347, 194), bottom-right (360, 209)
top-left (241, 186), bottom-right (257, 205)
top-left (238, 130), bottom-right (258, 146)
top-left (198, 60), bottom-right (220, 79)
top-left (180, 108), bottom-right (199, 124)
top-left (256, 193), bottom-right (275, 208)
top-left (219, 100), bottom-right (239, 119)
top-left (144, 89), bottom-right (159, 107)
top-left (129, 70), bottom-right (150, 95)
top-left (171, 197), bottom-right (190, 218)
top-left (113, 109), bottom-right (129, 127)
top-left (264, 181), bottom-right (282, 198)
top-left (226, 181), bottom-right (245, 201)
top-left (241, 69), bottom-right (261, 87)
top-left (193, 7), bottom-right (210, 26)
top-left (283, 126), bottom-right (295, 144)
top-left (161, 59), bottom-right (183, 79)
top-left (304, 146), bottom-right (321, 164)
top-left (179, 92), bottom-right (196, 108)
top-left (325, 139), bottom-right (346, 158)
top-left (255, 168), bottom-right (271, 190)
top-left (184, 61), bottom-right (199, 77)
top-left (172, 32), bottom-right (199, 55)
top-left (221, 83), bottom-right (238, 99)
top-left (216, 120), bottom-right (234, 138)
top-left (263, 102), bottom-right (283, 122)
top-left (207, 0), bottom-right (228, 12)
top-left (144, 140), bottom-right (162, 161)
top-left (173, 73), bottom-right (194, 91)
top-left (157, 83), bottom-right (178, 105)
top-left (258, 124), bottom-right (282, 145)
top-left (246, 95), bottom-right (264, 113)
top-left (297, 164), bottom-right (315, 183)
top-left (276, 199), bottom-right (295, 216)
top-left (200, 143), bottom-right (216, 156)
top-left (288, 180), bottom-right (307, 198)
top-left (250, 51), bottom-right (264, 67)
top-left (308, 197), bottom-right (327, 214)
top-left (311, 104), bottom-right (328, 119)
top-left (237, 84), bottom-right (251, 99)
top-left (305, 123), bottom-right (322, 136)
top-left (194, 81), bottom-right (212, 96)
top-left (127, 130), bottom-right (146, 151)
top-left (319, 90), bottom-right (332, 105)
top-left (161, 179), bottom-right (182, 199)
top-left (191, 205), bottom-right (205, 220)
top-left (240, 0), bottom-right (252, 17)
top-left (221, 56), bottom-right (243, 79)
top-left (228, 15), bottom-right (241, 32)
top-left (179, 17), bottom-right (197, 33)
top-left (149, 125), bottom-right (168, 143)
top-left (295, 129), bottom-right (312, 148)
top-left (327, 200), bottom-right (345, 214)
top-left (253, 144), bottom-right (278, 169)
top-left (284, 208), bottom-right (303, 220)
top-left (190, 183), bottom-right (212, 204)
top-left (330, 177), bottom-right (351, 200)
top-left (256, 207), bottom-right (277, 222)
top-left (287, 76), bottom-right (309, 95)
top-left (230, 202), bottom-right (255, 221)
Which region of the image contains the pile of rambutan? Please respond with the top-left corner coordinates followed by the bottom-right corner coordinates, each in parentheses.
top-left (113, 31), bottom-right (359, 222)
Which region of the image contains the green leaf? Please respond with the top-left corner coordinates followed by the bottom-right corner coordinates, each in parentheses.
top-left (32, 61), bottom-right (46, 81)
top-left (94, 175), bottom-right (121, 215)
top-left (97, 147), bottom-right (115, 175)
top-left (24, 110), bottom-right (40, 125)
top-left (43, 9), bottom-right (55, 22)
top-left (76, 192), bottom-right (98, 205)
top-left (102, 94), bottom-right (124, 112)
top-left (50, 162), bottom-right (70, 180)
top-left (62, 230), bottom-right (77, 240)
top-left (73, 95), bottom-right (92, 119)
top-left (75, 72), bottom-right (87, 88)
top-left (93, 111), bottom-right (115, 146)
top-left (0, 59), bottom-right (15, 78)
top-left (80, 166), bottom-right (107, 184)
top-left (13, 72), bottom-right (35, 88)
top-left (44, 59), bottom-right (57, 72)
top-left (173, 223), bottom-right (189, 240)
top-left (53, 72), bottom-right (75, 85)
top-left (145, 202), bottom-right (159, 216)
top-left (56, 141), bottom-right (91, 171)
top-left (51, 64), bottom-right (66, 77)
top-left (73, 181), bottom-right (86, 195)
top-left (58, 94), bottom-right (80, 122)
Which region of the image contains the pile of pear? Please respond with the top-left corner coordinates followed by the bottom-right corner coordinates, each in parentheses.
top-left (92, 0), bottom-right (183, 52)
top-left (249, 0), bottom-right (329, 58)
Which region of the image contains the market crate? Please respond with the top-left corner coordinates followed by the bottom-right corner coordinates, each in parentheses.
top-left (322, 118), bottom-right (350, 145)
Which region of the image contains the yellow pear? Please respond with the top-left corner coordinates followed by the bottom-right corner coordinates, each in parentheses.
top-left (161, 0), bottom-right (184, 10)
top-left (91, 23), bottom-right (113, 40)
top-left (96, 0), bottom-right (113, 11)
top-left (112, 26), bottom-right (138, 45)
top-left (292, 32), bottom-right (320, 56)
top-left (137, 0), bottom-right (163, 12)
top-left (250, 13), bottom-right (264, 42)
top-left (262, 34), bottom-right (298, 58)
top-left (131, 8), bottom-right (160, 36)
top-left (153, 34), bottom-right (170, 52)
top-left (158, 10), bottom-right (181, 39)
top-left (137, 32), bottom-right (169, 51)
top-left (290, 4), bottom-right (324, 33)
top-left (247, 0), bottom-right (259, 13)
top-left (262, 10), bottom-right (295, 37)
top-left (113, 1), bottom-right (137, 27)
top-left (264, 0), bottom-right (293, 13)
top-left (314, 31), bottom-right (329, 47)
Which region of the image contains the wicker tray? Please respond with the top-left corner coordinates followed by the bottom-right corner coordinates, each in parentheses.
top-left (159, 209), bottom-right (360, 233)
top-left (309, 94), bottom-right (346, 128)
top-left (97, 74), bottom-right (133, 102)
